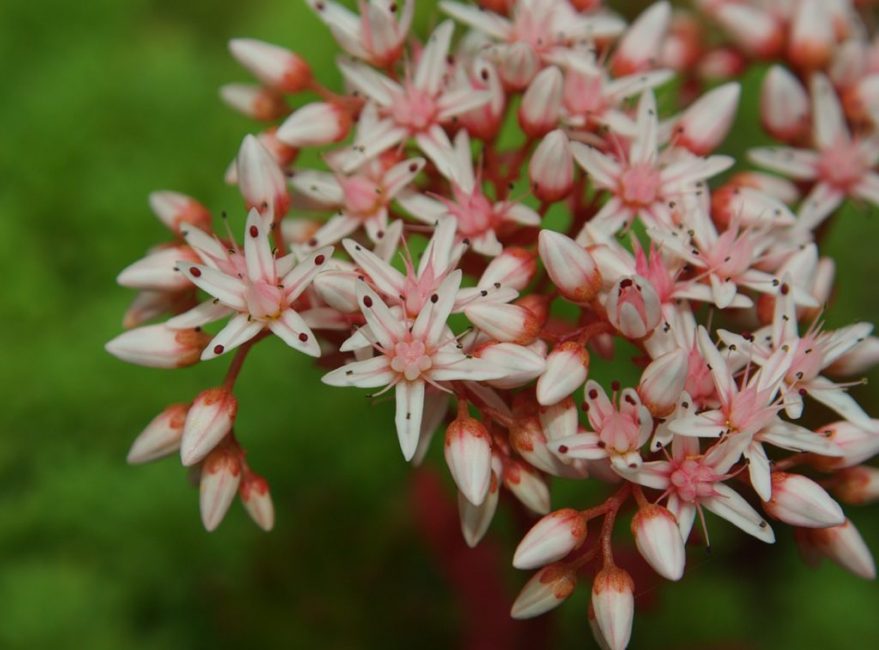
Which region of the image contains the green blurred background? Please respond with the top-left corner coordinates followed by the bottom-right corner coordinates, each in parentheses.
top-left (2, 0), bottom-right (879, 648)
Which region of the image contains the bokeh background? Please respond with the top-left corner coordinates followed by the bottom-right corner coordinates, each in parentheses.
top-left (3, 0), bottom-right (879, 648)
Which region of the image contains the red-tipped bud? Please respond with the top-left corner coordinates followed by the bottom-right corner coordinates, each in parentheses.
top-left (123, 290), bottom-right (195, 330)
top-left (117, 245), bottom-right (199, 292)
top-left (511, 563), bottom-right (577, 619)
top-left (510, 415), bottom-right (570, 476)
top-left (632, 504), bottom-right (686, 581)
top-left (606, 275), bottom-right (662, 340)
top-left (832, 466), bottom-right (879, 505)
top-left (513, 508), bottom-right (587, 569)
top-left (503, 458), bottom-right (551, 515)
top-left (277, 102), bottom-right (351, 147)
top-left (638, 349), bottom-right (688, 417)
top-left (460, 58), bottom-right (506, 141)
top-left (518, 66), bottom-right (563, 138)
top-left (480, 247), bottom-right (537, 291)
top-left (843, 77), bottom-right (879, 128)
top-left (591, 567), bottom-right (635, 650)
top-left (105, 325), bottom-right (209, 369)
top-left (180, 388), bottom-right (238, 466)
top-left (539, 397), bottom-right (578, 442)
top-left (219, 83), bottom-right (288, 121)
top-left (661, 12), bottom-right (702, 71)
top-left (674, 82), bottom-right (740, 155)
top-left (475, 342), bottom-right (546, 390)
top-left (787, 0), bottom-right (834, 71)
top-left (697, 46), bottom-right (746, 80)
top-left (537, 342), bottom-right (590, 406)
top-left (611, 1), bottom-right (671, 76)
top-left (229, 38), bottom-right (311, 93)
top-left (807, 519), bottom-right (876, 579)
top-left (240, 472), bottom-right (275, 531)
top-left (764, 472), bottom-right (845, 528)
top-left (127, 403), bottom-right (189, 464)
top-left (529, 129), bottom-right (573, 202)
top-left (761, 65), bottom-right (810, 142)
top-left (458, 455), bottom-right (502, 547)
top-left (199, 444), bottom-right (242, 532)
top-left (445, 413), bottom-right (493, 506)
top-left (496, 41), bottom-right (540, 91)
top-left (538, 230), bottom-right (602, 303)
top-left (464, 302), bottom-right (541, 345)
top-left (711, 3), bottom-right (784, 59)
top-left (148, 191), bottom-right (212, 234)
top-left (236, 134), bottom-right (290, 218)
top-left (814, 420), bottom-right (879, 470)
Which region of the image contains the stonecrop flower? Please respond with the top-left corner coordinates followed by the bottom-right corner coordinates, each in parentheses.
top-left (108, 2), bottom-right (879, 648)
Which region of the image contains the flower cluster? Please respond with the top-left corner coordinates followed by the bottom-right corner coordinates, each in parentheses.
top-left (108, 1), bottom-right (879, 647)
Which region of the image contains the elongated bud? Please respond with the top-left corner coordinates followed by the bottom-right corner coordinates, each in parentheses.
top-left (445, 412), bottom-right (493, 506)
top-left (464, 302), bottom-right (541, 345)
top-left (513, 508), bottom-right (587, 569)
top-left (240, 472), bottom-right (275, 531)
top-left (606, 275), bottom-right (661, 340)
top-left (711, 3), bottom-right (783, 59)
top-left (496, 41), bottom-right (539, 90)
top-left (460, 58), bottom-right (506, 141)
top-left (632, 505), bottom-right (686, 581)
top-left (843, 77), bottom-right (879, 128)
top-left (504, 458), bottom-right (551, 515)
top-left (787, 0), bottom-right (834, 71)
top-left (277, 102), bottom-right (351, 147)
top-left (479, 247), bottom-right (537, 291)
top-left (313, 269), bottom-right (359, 313)
top-left (538, 230), bottom-right (602, 303)
top-left (638, 349), bottom-right (688, 417)
top-left (229, 38), bottom-right (311, 93)
top-left (123, 290), bottom-right (194, 330)
top-left (227, 128), bottom-right (299, 186)
top-left (474, 341), bottom-right (546, 390)
top-left (220, 84), bottom-right (289, 121)
top-left (764, 472), bottom-right (845, 528)
top-left (539, 396), bottom-right (578, 442)
top-left (807, 519), bottom-right (876, 579)
top-left (459, 455), bottom-right (502, 547)
top-left (814, 420), bottom-right (879, 470)
top-left (537, 342), bottom-right (589, 406)
top-left (117, 245), bottom-right (199, 291)
top-left (529, 129), bottom-right (573, 202)
top-left (832, 467), bottom-right (879, 505)
top-left (127, 403), bottom-right (189, 464)
top-left (237, 134), bottom-right (290, 218)
top-left (592, 567), bottom-right (635, 650)
top-left (611, 1), bottom-right (671, 76)
top-left (149, 191), bottom-right (212, 234)
top-left (180, 388), bottom-right (238, 466)
top-left (518, 66), bottom-right (563, 138)
top-left (511, 564), bottom-right (577, 619)
top-left (673, 82), bottom-right (739, 155)
top-left (510, 414), bottom-right (573, 477)
top-left (199, 444), bottom-right (242, 532)
top-left (761, 66), bottom-right (809, 142)
top-left (105, 325), bottom-right (209, 369)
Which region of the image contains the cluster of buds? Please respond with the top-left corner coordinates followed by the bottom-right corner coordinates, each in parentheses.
top-left (107, 1), bottom-right (879, 647)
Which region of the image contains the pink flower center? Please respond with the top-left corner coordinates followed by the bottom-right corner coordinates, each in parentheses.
top-left (390, 339), bottom-right (433, 381)
top-left (244, 281), bottom-right (285, 320)
top-left (816, 140), bottom-right (867, 191)
top-left (704, 228), bottom-right (754, 279)
top-left (389, 85), bottom-right (439, 133)
top-left (619, 164), bottom-right (661, 208)
top-left (446, 187), bottom-right (496, 238)
top-left (669, 458), bottom-right (719, 503)
top-left (597, 412), bottom-right (641, 455)
top-left (339, 175), bottom-right (383, 217)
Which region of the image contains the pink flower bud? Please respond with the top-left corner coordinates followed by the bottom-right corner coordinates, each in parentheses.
top-left (460, 58), bottom-right (506, 141)
top-left (474, 341), bottom-right (546, 390)
top-left (105, 325), bottom-right (209, 369)
top-left (127, 403), bottom-right (189, 464)
top-left (180, 388), bottom-right (238, 466)
top-left (496, 42), bottom-right (539, 91)
top-left (513, 508), bottom-right (587, 569)
top-left (637, 349), bottom-right (688, 417)
top-left (673, 82), bottom-right (740, 155)
top-left (503, 458), bottom-right (551, 515)
top-left (787, 0), bottom-right (834, 71)
top-left (464, 302), bottom-right (541, 345)
top-left (511, 563), bottom-right (577, 619)
top-left (236, 134), bottom-right (290, 218)
top-left (479, 247), bottom-right (537, 292)
top-left (240, 472), bottom-right (275, 531)
top-left (445, 414), bottom-right (493, 506)
top-left (122, 290), bottom-right (195, 330)
top-left (832, 467), bottom-right (879, 505)
top-left (808, 519), bottom-right (876, 579)
top-left (843, 77), bottom-right (879, 128)
top-left (529, 129), bottom-right (573, 202)
top-left (537, 342), bottom-right (590, 407)
top-left (814, 420), bottom-right (879, 470)
top-left (458, 456), bottom-right (502, 547)
top-left (697, 46), bottom-right (746, 81)
top-left (538, 230), bottom-right (602, 303)
top-left (277, 101), bottom-right (351, 147)
top-left (538, 396), bottom-right (578, 442)
top-left (219, 84), bottom-right (288, 121)
top-left (631, 505), bottom-right (686, 581)
top-left (117, 245), bottom-right (199, 292)
top-left (313, 269), bottom-right (359, 313)
top-left (518, 66), bottom-right (563, 138)
top-left (199, 444), bottom-right (242, 532)
top-left (710, 3), bottom-right (784, 59)
top-left (229, 38), bottom-right (312, 93)
top-left (764, 472), bottom-right (845, 528)
top-left (510, 415), bottom-right (572, 477)
top-left (606, 275), bottom-right (661, 340)
top-left (760, 65), bottom-right (809, 142)
top-left (611, 1), bottom-right (671, 76)
top-left (591, 567), bottom-right (635, 650)
top-left (148, 191), bottom-right (212, 234)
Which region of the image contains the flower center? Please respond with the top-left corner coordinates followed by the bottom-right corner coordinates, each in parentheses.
top-left (619, 164), bottom-right (661, 207)
top-left (447, 190), bottom-right (495, 237)
top-left (339, 175), bottom-right (383, 218)
top-left (598, 412), bottom-right (640, 454)
top-left (389, 86), bottom-right (439, 133)
top-left (390, 339), bottom-right (433, 381)
top-left (816, 140), bottom-right (867, 191)
top-left (669, 458), bottom-right (718, 503)
top-left (244, 281), bottom-right (285, 321)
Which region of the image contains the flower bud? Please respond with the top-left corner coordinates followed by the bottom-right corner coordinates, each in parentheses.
top-left (606, 275), bottom-right (661, 340)
top-left (787, 0), bottom-right (834, 71)
top-left (611, 1), bottom-right (671, 76)
top-left (229, 38), bottom-right (311, 93)
top-left (464, 302), bottom-right (541, 345)
top-left (240, 472), bottom-right (275, 531)
top-left (537, 342), bottom-right (590, 406)
top-left (529, 129), bottom-right (573, 202)
top-left (496, 41), bottom-right (539, 90)
top-left (538, 230), bottom-right (602, 303)
top-left (832, 467), bottom-right (879, 505)
top-left (808, 519), bottom-right (876, 579)
top-left (814, 420), bottom-right (879, 470)
top-left (631, 505), bottom-right (686, 581)
top-left (445, 413), bottom-right (493, 506)
top-left (219, 84), bottom-right (289, 121)
top-left (673, 82), bottom-right (740, 156)
top-left (313, 268), bottom-right (359, 313)
top-left (538, 396), bottom-right (578, 442)
top-left (711, 184), bottom-right (796, 230)
top-left (637, 349), bottom-right (688, 417)
top-left (843, 77), bottom-right (879, 128)
top-left (105, 325), bottom-right (209, 369)
top-left (277, 102), bottom-right (351, 147)
top-left (697, 46), bottom-right (746, 81)
top-left (148, 191), bottom-right (212, 234)
top-left (591, 567), bottom-right (635, 650)
top-left (710, 3), bottom-right (783, 59)
top-left (510, 415), bottom-right (573, 477)
top-left (127, 403), bottom-right (189, 464)
top-left (123, 290), bottom-right (195, 330)
top-left (199, 444), bottom-right (242, 532)
top-left (180, 387), bottom-right (238, 466)
top-left (236, 134), bottom-right (290, 218)
top-left (458, 455), bottom-right (502, 547)
top-left (513, 508), bottom-right (587, 570)
top-left (511, 563), bottom-right (577, 619)
top-left (826, 337), bottom-right (879, 377)
top-left (117, 245), bottom-right (200, 291)
top-left (518, 66), bottom-right (563, 138)
top-left (760, 65), bottom-right (809, 142)
top-left (763, 472), bottom-right (845, 528)
top-left (479, 247), bottom-right (537, 292)
top-left (460, 58), bottom-right (506, 141)
top-left (503, 458), bottom-right (551, 515)
top-left (474, 341), bottom-right (546, 390)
